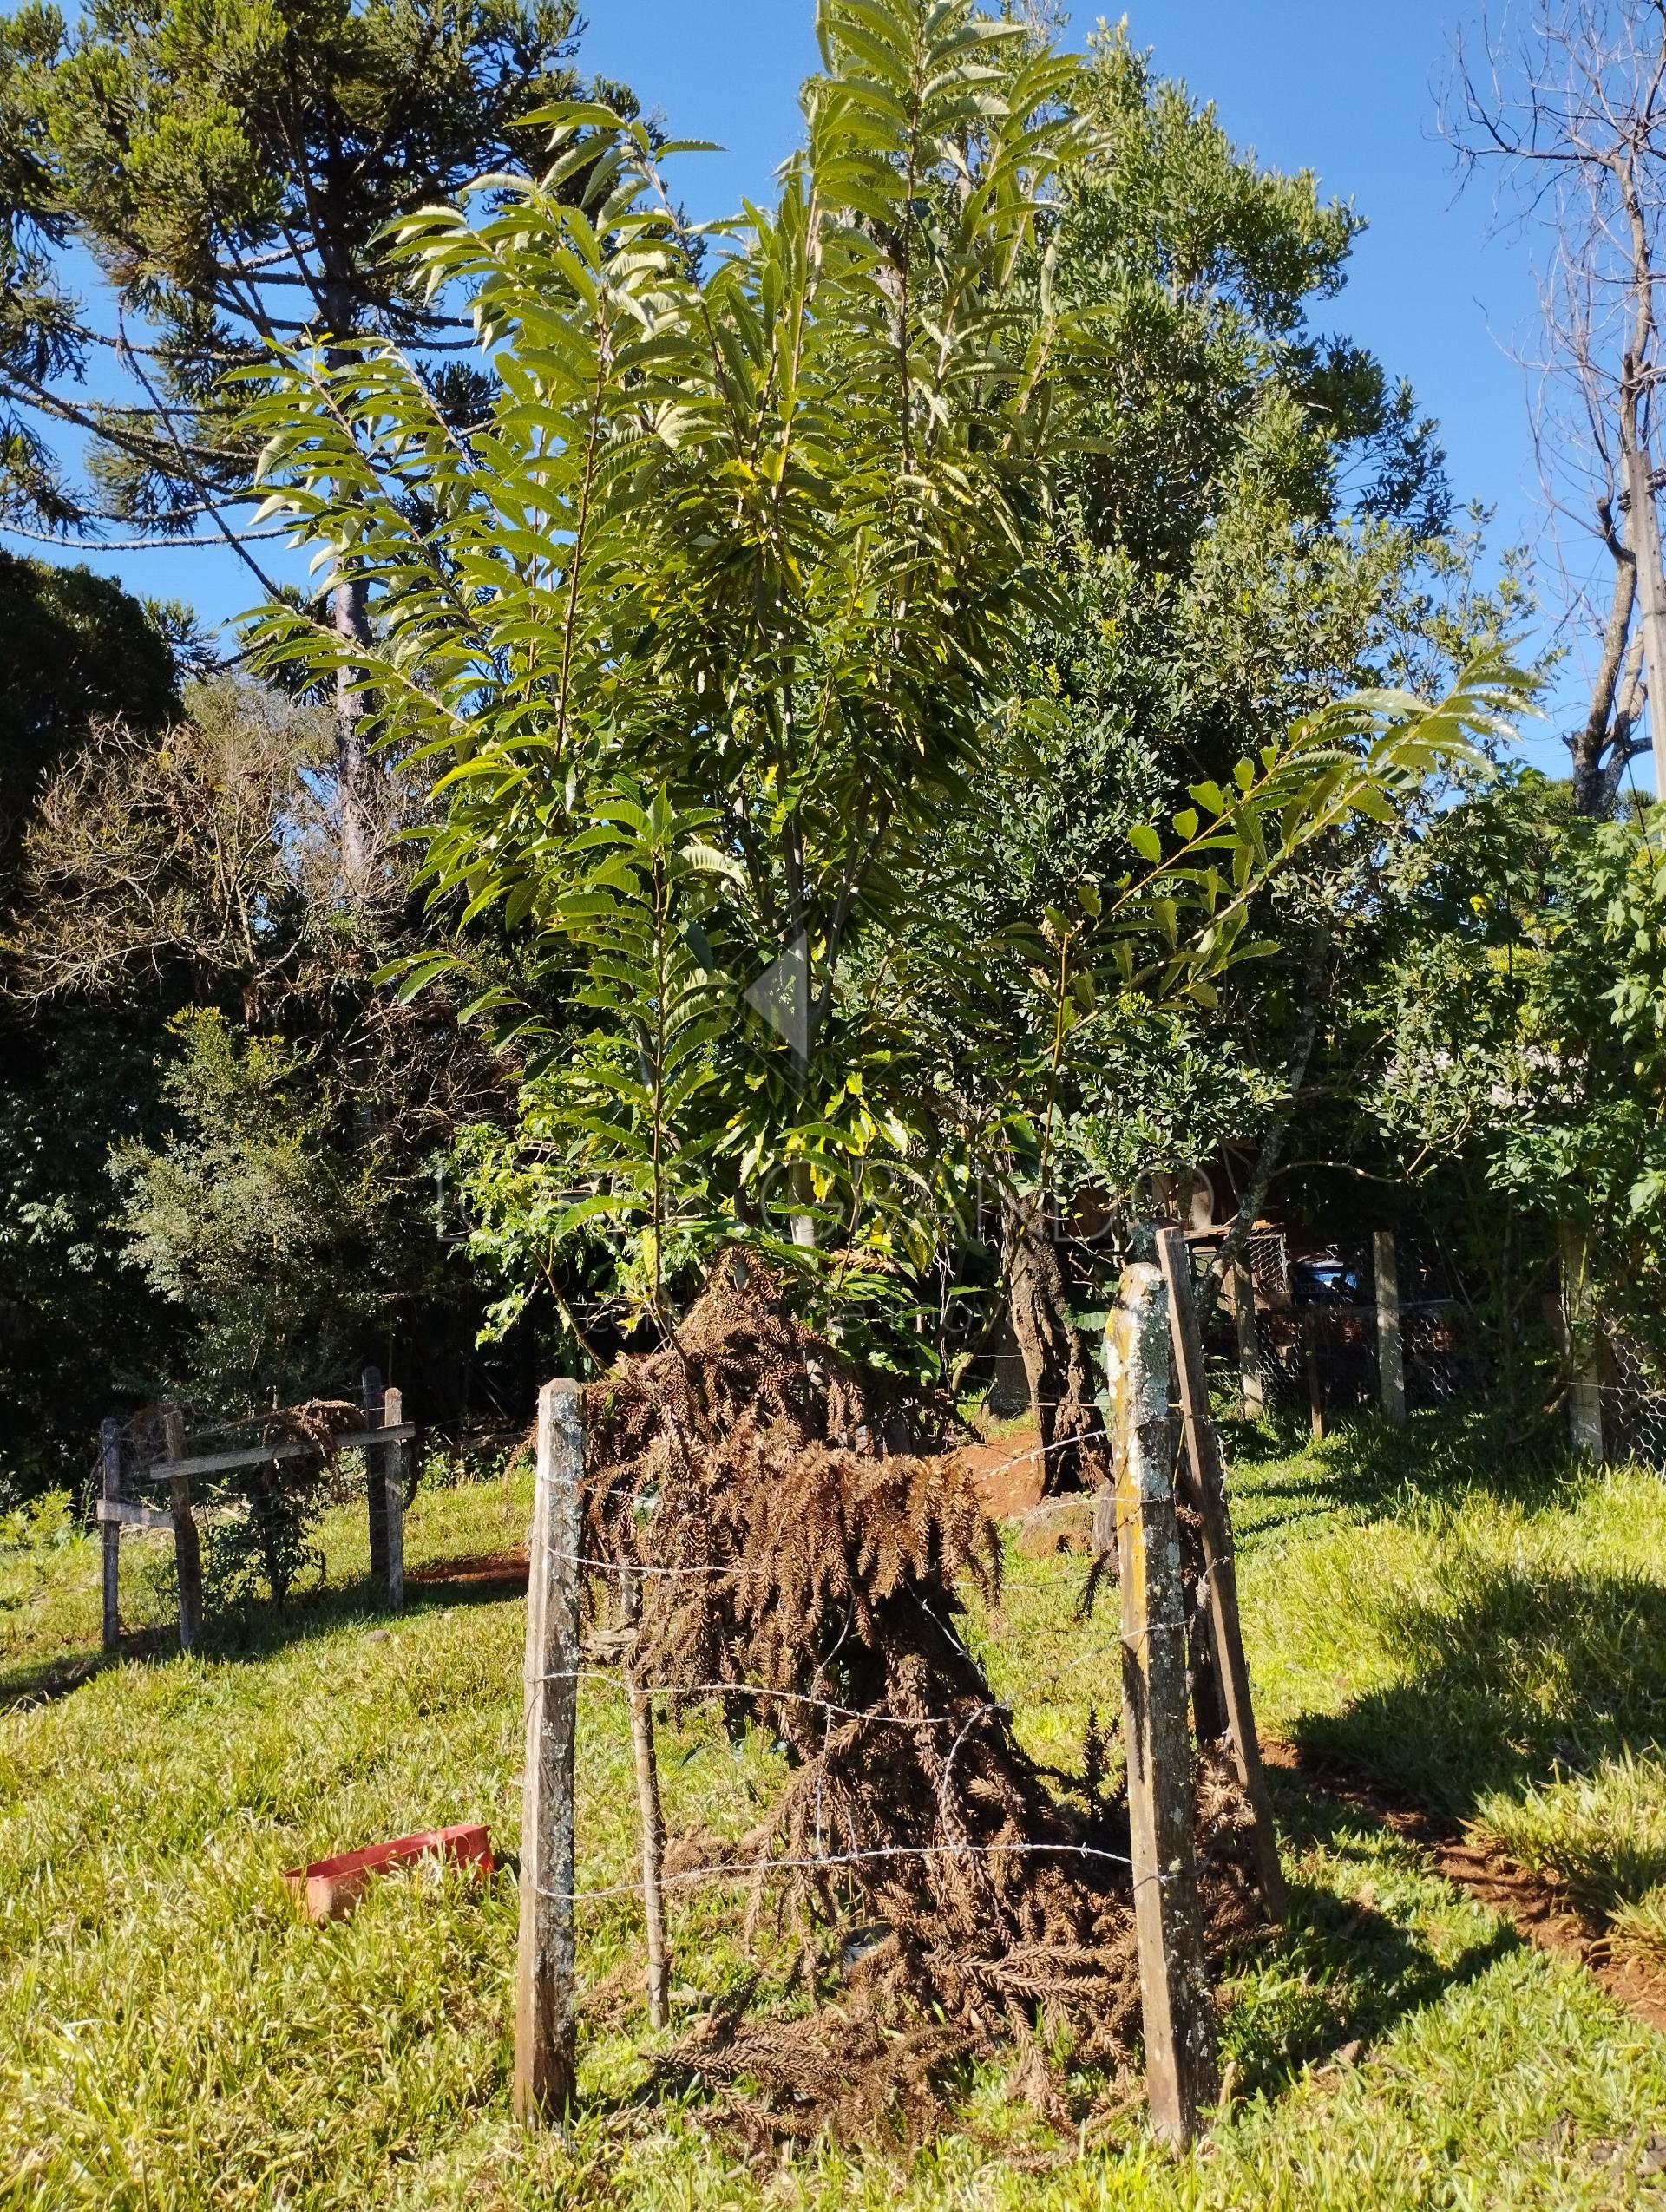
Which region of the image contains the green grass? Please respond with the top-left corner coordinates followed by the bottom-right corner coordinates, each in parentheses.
top-left (2, 1413), bottom-right (1665, 2208)
top-left (1222, 1412), bottom-right (1666, 1973)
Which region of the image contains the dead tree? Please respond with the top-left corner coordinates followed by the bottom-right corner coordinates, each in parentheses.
top-left (1452, 0), bottom-right (1666, 813)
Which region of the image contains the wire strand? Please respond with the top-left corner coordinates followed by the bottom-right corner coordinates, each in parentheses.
top-left (535, 1834), bottom-right (1182, 1910)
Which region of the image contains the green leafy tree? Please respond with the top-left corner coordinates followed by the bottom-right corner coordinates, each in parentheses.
top-left (244, 0), bottom-right (1098, 1278)
top-left (0, 0), bottom-right (624, 886)
top-left (239, 0), bottom-right (1519, 1395)
top-left (1269, 767), bottom-right (1666, 1428)
top-left (843, 26), bottom-right (1528, 1446)
top-left (112, 1007), bottom-right (399, 1399)
top-left (0, 553), bottom-right (195, 1493)
top-left (0, 544), bottom-right (189, 873)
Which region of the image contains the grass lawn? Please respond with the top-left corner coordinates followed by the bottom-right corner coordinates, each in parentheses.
top-left (2, 1416), bottom-right (1664, 2208)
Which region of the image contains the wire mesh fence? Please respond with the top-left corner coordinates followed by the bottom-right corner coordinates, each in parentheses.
top-left (506, 1260), bottom-right (1285, 2146)
top-left (1197, 1228), bottom-right (1493, 1431)
top-left (1606, 1336), bottom-right (1666, 1470)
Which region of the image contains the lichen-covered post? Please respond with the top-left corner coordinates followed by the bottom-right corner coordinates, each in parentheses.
top-left (1105, 1260), bottom-right (1219, 2148)
top-left (515, 1378), bottom-right (584, 2125)
top-left (382, 1384), bottom-right (406, 1612)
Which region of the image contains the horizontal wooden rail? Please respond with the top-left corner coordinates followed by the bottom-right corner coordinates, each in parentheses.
top-left (95, 1497), bottom-right (175, 1532)
top-left (129, 1423), bottom-right (417, 1484)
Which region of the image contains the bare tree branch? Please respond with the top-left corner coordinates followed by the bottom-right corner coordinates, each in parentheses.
top-left (1448, 0), bottom-right (1666, 808)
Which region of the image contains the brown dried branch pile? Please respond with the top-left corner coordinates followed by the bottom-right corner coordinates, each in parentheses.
top-left (582, 1255), bottom-right (1263, 2137)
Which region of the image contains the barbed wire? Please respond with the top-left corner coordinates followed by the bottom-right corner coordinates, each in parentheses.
top-left (523, 1583), bottom-right (1204, 1931)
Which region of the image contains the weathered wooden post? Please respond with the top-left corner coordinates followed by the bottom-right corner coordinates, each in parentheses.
top-left (382, 1384), bottom-right (406, 1613)
top-left (1561, 1224), bottom-right (1605, 1462)
top-left (515, 1378), bottom-right (584, 2125)
top-left (1232, 1256), bottom-right (1264, 1420)
top-left (1152, 1240), bottom-right (1227, 1746)
top-left (1302, 1312), bottom-right (1326, 1443)
top-left (161, 1404), bottom-right (203, 1656)
top-left (1155, 1230), bottom-right (1286, 1922)
top-left (1374, 1229), bottom-right (1407, 1427)
top-left (99, 1417), bottom-right (122, 1655)
top-left (1105, 1261), bottom-right (1220, 2148)
top-left (362, 1365), bottom-right (389, 1586)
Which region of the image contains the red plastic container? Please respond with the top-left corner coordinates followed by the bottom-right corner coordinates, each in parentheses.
top-left (285, 1821), bottom-right (494, 1922)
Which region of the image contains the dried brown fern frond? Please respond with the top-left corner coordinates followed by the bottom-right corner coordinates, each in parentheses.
top-left (258, 1398), bottom-right (363, 1466)
top-left (667, 1993), bottom-right (978, 2147)
top-left (584, 1254), bottom-right (1263, 2141)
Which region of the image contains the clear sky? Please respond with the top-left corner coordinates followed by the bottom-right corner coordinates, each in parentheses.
top-left (584, 0), bottom-right (1546, 556)
top-left (9, 1), bottom-right (1592, 780)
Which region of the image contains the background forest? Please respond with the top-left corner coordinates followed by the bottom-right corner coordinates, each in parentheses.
top-left (0, 0), bottom-right (1661, 1525)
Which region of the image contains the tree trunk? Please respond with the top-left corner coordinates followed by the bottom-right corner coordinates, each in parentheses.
top-left (1197, 923), bottom-right (1332, 1335)
top-left (334, 570), bottom-right (377, 895)
top-left (1001, 1191), bottom-right (1106, 1495)
top-left (1621, 396), bottom-right (1666, 800)
top-left (322, 278), bottom-right (379, 899)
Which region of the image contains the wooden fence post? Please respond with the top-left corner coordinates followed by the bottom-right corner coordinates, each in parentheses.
top-left (1232, 1257), bottom-right (1264, 1420)
top-left (99, 1417), bottom-right (122, 1655)
top-left (1374, 1229), bottom-right (1407, 1427)
top-left (1155, 1231), bottom-right (1286, 1922)
top-left (1302, 1312), bottom-right (1326, 1442)
top-left (1561, 1224), bottom-right (1605, 1462)
top-left (515, 1378), bottom-right (584, 2126)
top-left (1154, 1244), bottom-right (1227, 1747)
top-left (161, 1404), bottom-right (203, 1656)
top-left (1105, 1261), bottom-right (1220, 2148)
top-left (382, 1384), bottom-right (406, 1613)
top-left (362, 1365), bottom-right (389, 1586)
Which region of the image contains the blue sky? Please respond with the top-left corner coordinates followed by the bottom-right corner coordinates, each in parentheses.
top-left (10, 2), bottom-right (1589, 778)
top-left (582, 0), bottom-right (1591, 781)
top-left (580, 1), bottom-right (1538, 535)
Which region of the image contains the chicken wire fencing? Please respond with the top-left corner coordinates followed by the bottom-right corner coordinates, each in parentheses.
top-left (1197, 1230), bottom-right (1491, 1430)
top-left (1187, 1225), bottom-right (1666, 1471)
top-left (1606, 1336), bottom-right (1666, 1471)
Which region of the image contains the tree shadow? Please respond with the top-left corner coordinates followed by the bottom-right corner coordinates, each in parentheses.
top-left (187, 1560), bottom-right (531, 1664)
top-left (1218, 1775), bottom-right (1523, 2101)
top-left (1224, 1405), bottom-right (1584, 1548)
top-left (0, 1554), bottom-right (533, 1706)
top-left (1289, 1553), bottom-right (1666, 1842)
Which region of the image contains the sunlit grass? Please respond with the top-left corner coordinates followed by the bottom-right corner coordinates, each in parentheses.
top-left (0, 1411), bottom-right (1663, 2207)
top-left (1224, 1413), bottom-right (1666, 1980)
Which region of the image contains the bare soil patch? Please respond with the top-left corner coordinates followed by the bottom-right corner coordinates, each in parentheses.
top-left (961, 1424), bottom-right (1047, 1519)
top-left (407, 1551), bottom-right (528, 1597)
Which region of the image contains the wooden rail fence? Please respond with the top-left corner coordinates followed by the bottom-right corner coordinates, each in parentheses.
top-left (97, 1366), bottom-right (416, 1653)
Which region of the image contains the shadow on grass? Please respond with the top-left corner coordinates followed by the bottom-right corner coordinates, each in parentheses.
top-left (1291, 1550), bottom-right (1666, 1834)
top-left (198, 1559), bottom-right (530, 1659)
top-left (1223, 1404), bottom-right (1584, 1548)
top-left (0, 1554), bottom-right (529, 1707)
top-left (1219, 1775), bottom-right (1523, 2100)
